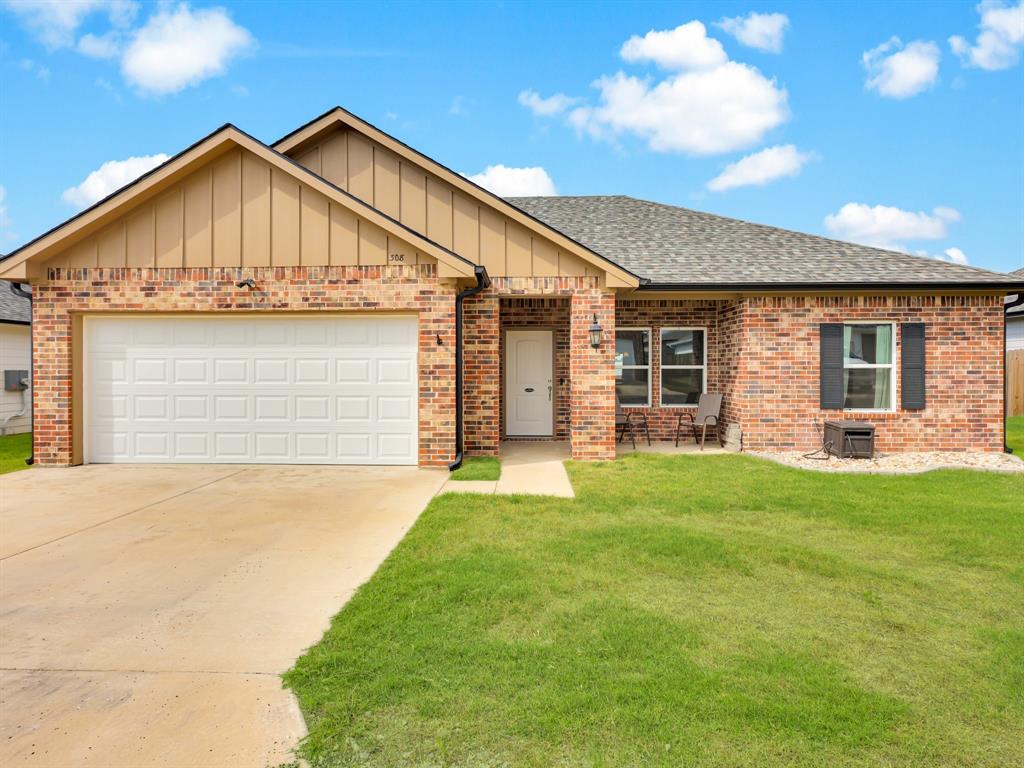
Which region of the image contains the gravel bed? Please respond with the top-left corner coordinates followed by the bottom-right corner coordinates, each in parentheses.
top-left (750, 450), bottom-right (1024, 475)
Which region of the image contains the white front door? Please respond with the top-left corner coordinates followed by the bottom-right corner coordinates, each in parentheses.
top-left (83, 315), bottom-right (419, 465)
top-left (505, 330), bottom-right (553, 436)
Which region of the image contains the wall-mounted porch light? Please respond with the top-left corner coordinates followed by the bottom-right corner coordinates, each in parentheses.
top-left (588, 314), bottom-right (603, 349)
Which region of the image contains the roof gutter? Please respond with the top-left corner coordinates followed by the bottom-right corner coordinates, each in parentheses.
top-left (8, 282), bottom-right (33, 466)
top-left (448, 265), bottom-right (491, 472)
top-left (636, 280), bottom-right (1024, 292)
top-left (1005, 291), bottom-right (1024, 454)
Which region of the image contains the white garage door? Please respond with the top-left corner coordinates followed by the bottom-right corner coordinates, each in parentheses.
top-left (84, 315), bottom-right (419, 465)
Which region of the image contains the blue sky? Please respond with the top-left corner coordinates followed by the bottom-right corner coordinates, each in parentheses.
top-left (1, 0), bottom-right (1022, 273)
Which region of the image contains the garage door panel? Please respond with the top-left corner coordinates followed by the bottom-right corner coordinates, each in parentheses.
top-left (85, 316), bottom-right (418, 465)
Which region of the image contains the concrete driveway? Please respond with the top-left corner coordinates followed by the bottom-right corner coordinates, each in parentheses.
top-left (0, 463), bottom-right (447, 767)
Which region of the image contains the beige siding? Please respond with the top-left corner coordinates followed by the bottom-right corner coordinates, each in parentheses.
top-left (320, 132), bottom-right (347, 188)
top-left (374, 148), bottom-right (400, 219)
top-left (42, 148), bottom-right (429, 271)
top-left (242, 151), bottom-right (271, 266)
top-left (271, 168), bottom-right (301, 266)
top-left (96, 221), bottom-right (125, 268)
top-left (154, 189), bottom-right (183, 268)
top-left (212, 151), bottom-right (241, 267)
top-left (300, 186), bottom-right (329, 265)
top-left (288, 126), bottom-right (597, 278)
top-left (125, 206), bottom-right (155, 267)
top-left (183, 169), bottom-right (212, 267)
top-left (329, 204), bottom-right (359, 265)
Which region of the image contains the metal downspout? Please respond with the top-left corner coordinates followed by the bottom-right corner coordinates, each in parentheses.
top-left (448, 266), bottom-right (491, 471)
top-left (9, 281), bottom-right (33, 465)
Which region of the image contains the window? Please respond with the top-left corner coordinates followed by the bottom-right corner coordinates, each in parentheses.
top-left (660, 328), bottom-right (706, 406)
top-left (842, 323), bottom-right (894, 410)
top-left (615, 328), bottom-right (650, 406)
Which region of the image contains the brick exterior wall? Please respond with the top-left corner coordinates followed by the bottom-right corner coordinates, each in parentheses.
top-left (615, 299), bottom-right (720, 441)
top-left (462, 277), bottom-right (609, 459)
top-left (607, 294), bottom-right (1004, 453)
top-left (462, 292), bottom-right (500, 455)
top-left (32, 265), bottom-right (457, 467)
top-left (734, 295), bottom-right (1005, 452)
top-left (716, 299), bottom-right (746, 432)
top-left (570, 289), bottom-right (616, 460)
top-left (500, 298), bottom-right (571, 441)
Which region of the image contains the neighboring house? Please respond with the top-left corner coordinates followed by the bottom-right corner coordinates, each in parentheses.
top-left (1007, 267), bottom-right (1024, 352)
top-left (0, 106), bottom-right (1021, 467)
top-left (0, 281), bottom-right (31, 435)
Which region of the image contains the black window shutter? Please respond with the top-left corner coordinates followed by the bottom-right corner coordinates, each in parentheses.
top-left (820, 323), bottom-right (844, 409)
top-left (901, 323), bottom-right (926, 410)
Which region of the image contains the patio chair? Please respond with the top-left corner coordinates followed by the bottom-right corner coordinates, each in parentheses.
top-left (615, 391), bottom-right (651, 449)
top-left (675, 393), bottom-right (724, 450)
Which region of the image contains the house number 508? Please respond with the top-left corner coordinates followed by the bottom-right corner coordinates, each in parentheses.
top-left (388, 253), bottom-right (405, 263)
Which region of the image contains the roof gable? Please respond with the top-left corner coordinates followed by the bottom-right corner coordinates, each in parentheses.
top-left (274, 107), bottom-right (639, 287)
top-left (0, 125), bottom-right (475, 281)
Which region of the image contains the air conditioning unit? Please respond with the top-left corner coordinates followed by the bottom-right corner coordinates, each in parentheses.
top-left (824, 420), bottom-right (875, 459)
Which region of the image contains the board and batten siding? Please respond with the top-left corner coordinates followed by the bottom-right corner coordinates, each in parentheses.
top-left (44, 148), bottom-right (436, 270)
top-left (289, 128), bottom-right (600, 279)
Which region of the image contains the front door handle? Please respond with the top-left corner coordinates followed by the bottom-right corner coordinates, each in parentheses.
top-left (548, 384), bottom-right (552, 401)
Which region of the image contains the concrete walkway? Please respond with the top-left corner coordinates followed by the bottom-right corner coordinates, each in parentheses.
top-left (441, 442), bottom-right (574, 498)
top-left (0, 463), bottom-right (447, 768)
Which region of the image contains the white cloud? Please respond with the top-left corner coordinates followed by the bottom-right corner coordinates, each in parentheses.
top-left (77, 31), bottom-right (120, 59)
top-left (465, 165), bottom-right (557, 197)
top-left (620, 21), bottom-right (727, 70)
top-left (18, 57), bottom-right (49, 81)
top-left (121, 3), bottom-right (253, 95)
top-left (518, 89), bottom-right (578, 117)
top-left (526, 21), bottom-right (789, 156)
top-left (863, 37), bottom-right (941, 99)
top-left (950, 1), bottom-right (1024, 70)
top-left (2, 0), bottom-right (136, 49)
top-left (706, 144), bottom-right (812, 192)
top-left (61, 153), bottom-right (169, 209)
top-left (716, 12), bottom-right (790, 53)
top-left (942, 247), bottom-right (969, 265)
top-left (568, 62), bottom-right (789, 155)
top-left (824, 203), bottom-right (961, 250)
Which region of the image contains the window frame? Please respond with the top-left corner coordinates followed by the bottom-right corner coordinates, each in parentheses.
top-left (659, 326), bottom-right (708, 409)
top-left (841, 320), bottom-right (897, 413)
top-left (614, 326), bottom-right (652, 407)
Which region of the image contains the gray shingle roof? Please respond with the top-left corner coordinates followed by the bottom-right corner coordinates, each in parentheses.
top-left (506, 195), bottom-right (1022, 288)
top-left (0, 282), bottom-right (31, 324)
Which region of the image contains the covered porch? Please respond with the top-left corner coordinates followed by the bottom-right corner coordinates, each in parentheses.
top-left (462, 287), bottom-right (739, 461)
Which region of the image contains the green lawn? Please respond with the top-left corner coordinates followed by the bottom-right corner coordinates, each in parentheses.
top-left (0, 432), bottom-right (31, 475)
top-left (448, 456), bottom-right (501, 481)
top-left (1007, 415), bottom-right (1024, 455)
top-left (286, 451), bottom-right (1024, 768)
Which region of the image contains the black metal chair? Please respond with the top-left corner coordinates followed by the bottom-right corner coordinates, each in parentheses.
top-left (675, 393), bottom-right (724, 450)
top-left (615, 392), bottom-right (651, 449)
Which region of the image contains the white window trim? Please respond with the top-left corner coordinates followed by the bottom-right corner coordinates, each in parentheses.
top-left (660, 327), bottom-right (707, 409)
top-left (842, 320), bottom-right (896, 413)
top-left (615, 326), bottom-right (652, 407)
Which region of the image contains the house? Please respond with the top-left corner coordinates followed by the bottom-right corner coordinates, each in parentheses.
top-left (0, 281), bottom-right (31, 435)
top-left (0, 106), bottom-right (1021, 468)
top-left (1007, 267), bottom-right (1024, 352)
